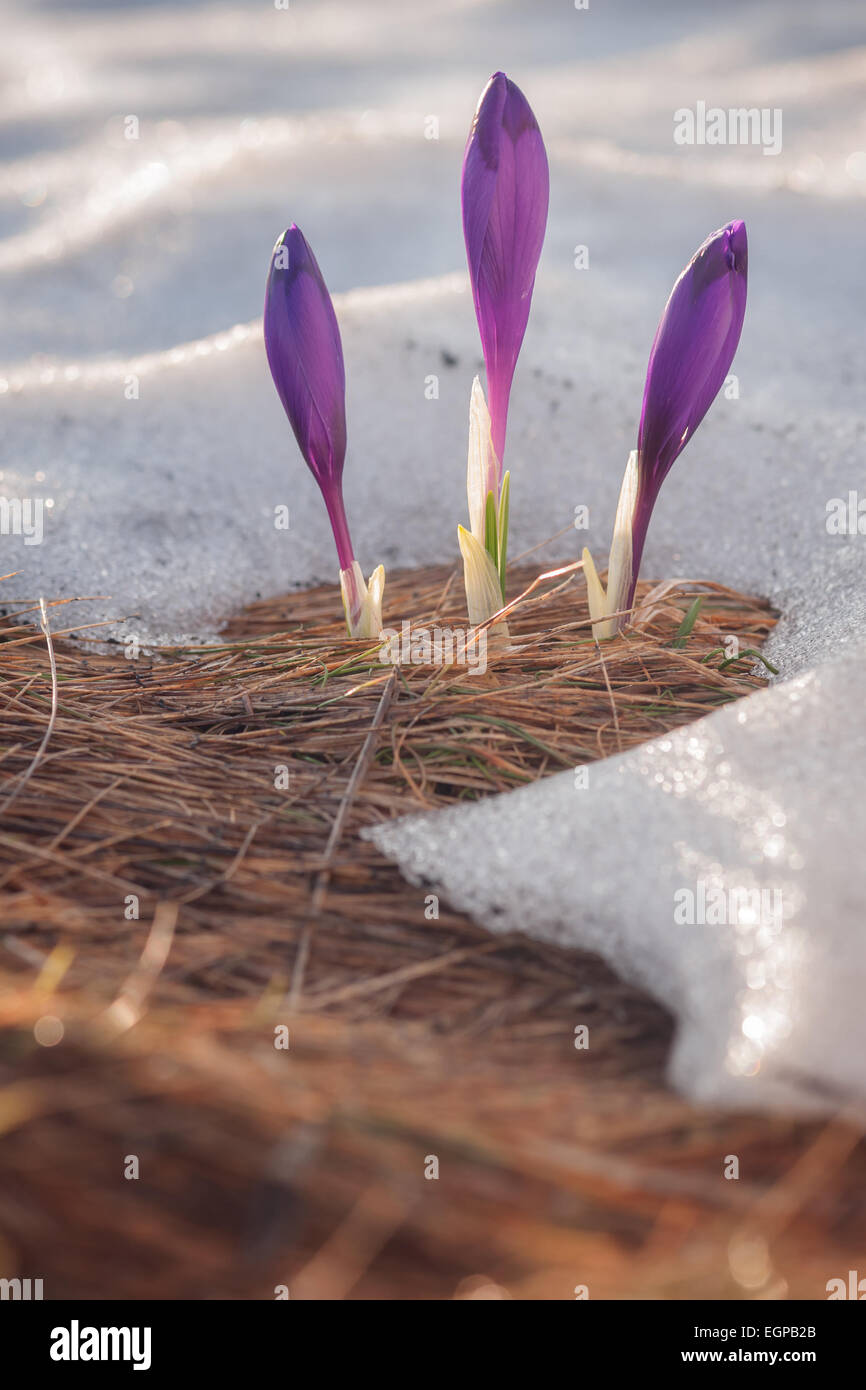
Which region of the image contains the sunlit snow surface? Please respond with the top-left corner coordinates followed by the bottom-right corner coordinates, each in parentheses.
top-left (3, 0), bottom-right (866, 1111)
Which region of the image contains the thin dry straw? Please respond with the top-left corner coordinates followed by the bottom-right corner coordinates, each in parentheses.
top-left (288, 667), bottom-right (398, 1008)
top-left (0, 563), bottom-right (777, 1023)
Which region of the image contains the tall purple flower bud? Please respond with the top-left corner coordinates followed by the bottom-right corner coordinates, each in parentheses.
top-left (461, 71), bottom-right (549, 469)
top-left (458, 73), bottom-right (548, 628)
top-left (264, 224), bottom-right (383, 637)
top-left (629, 219), bottom-right (748, 604)
top-left (264, 225), bottom-right (350, 566)
top-left (583, 221), bottom-right (748, 639)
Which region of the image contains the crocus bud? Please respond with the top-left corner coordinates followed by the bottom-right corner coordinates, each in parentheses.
top-left (631, 219), bottom-right (748, 601)
top-left (459, 73), bottom-right (546, 626)
top-left (462, 71), bottom-right (549, 469)
top-left (584, 221), bottom-right (748, 638)
top-left (264, 224), bottom-right (384, 637)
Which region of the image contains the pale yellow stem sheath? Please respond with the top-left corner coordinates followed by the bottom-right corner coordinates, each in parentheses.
top-left (340, 561), bottom-right (386, 638)
top-left (458, 525), bottom-right (509, 632)
top-left (583, 450), bottom-right (638, 640)
top-left (466, 375), bottom-right (499, 544)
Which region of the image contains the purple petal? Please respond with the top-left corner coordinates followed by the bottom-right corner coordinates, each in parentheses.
top-left (264, 224), bottom-right (354, 568)
top-left (462, 72), bottom-right (549, 467)
top-left (630, 220), bottom-right (748, 598)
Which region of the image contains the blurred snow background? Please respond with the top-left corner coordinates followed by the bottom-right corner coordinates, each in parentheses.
top-left (2, 0), bottom-right (866, 1110)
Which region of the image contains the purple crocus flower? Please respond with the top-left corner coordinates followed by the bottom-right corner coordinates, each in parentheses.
top-left (583, 221), bottom-right (747, 638)
top-left (264, 224), bottom-right (350, 567)
top-left (629, 219), bottom-right (748, 605)
top-left (264, 224), bottom-right (383, 636)
top-left (461, 71), bottom-right (549, 469)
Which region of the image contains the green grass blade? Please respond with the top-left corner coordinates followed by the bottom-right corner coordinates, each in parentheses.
top-left (671, 596), bottom-right (704, 647)
top-left (497, 471), bottom-right (510, 598)
top-left (484, 490), bottom-right (498, 570)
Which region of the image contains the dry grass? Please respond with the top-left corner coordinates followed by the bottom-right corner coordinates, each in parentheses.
top-left (0, 559), bottom-right (862, 1300)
